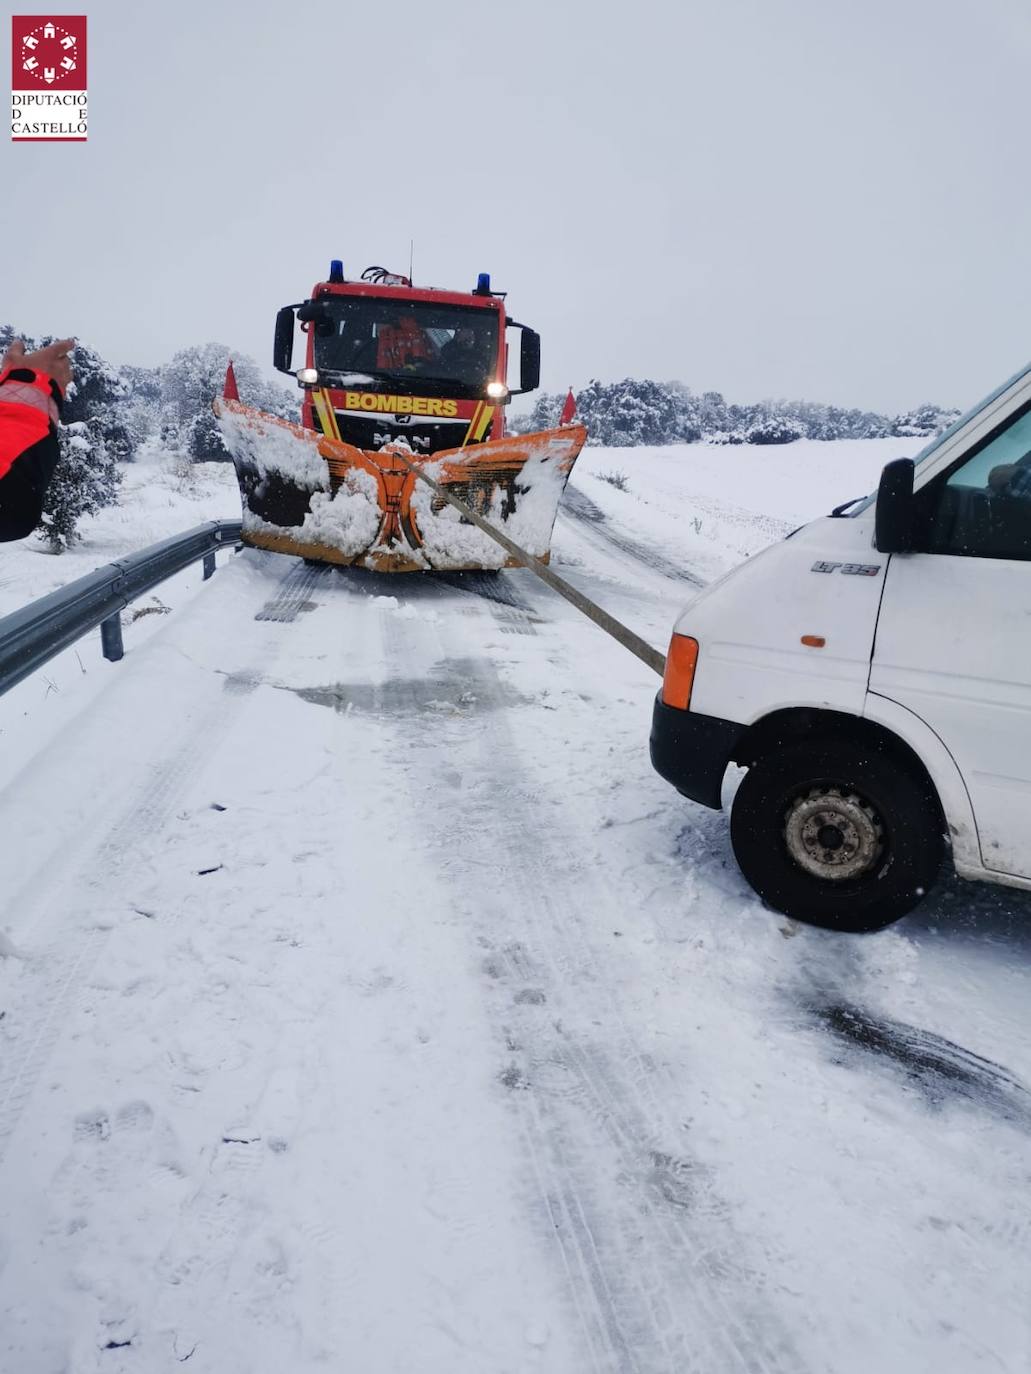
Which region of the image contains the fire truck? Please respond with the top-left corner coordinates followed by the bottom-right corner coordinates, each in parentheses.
top-left (216, 262), bottom-right (586, 572)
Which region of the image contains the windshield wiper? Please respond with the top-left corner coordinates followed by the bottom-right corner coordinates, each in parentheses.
top-left (318, 369), bottom-right (482, 396)
top-left (830, 496), bottom-right (863, 517)
top-left (319, 367), bottom-right (393, 383)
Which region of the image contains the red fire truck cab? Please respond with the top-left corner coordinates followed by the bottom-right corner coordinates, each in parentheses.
top-left (273, 263), bottom-right (541, 456)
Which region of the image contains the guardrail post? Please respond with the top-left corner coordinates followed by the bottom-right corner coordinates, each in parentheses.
top-left (100, 614), bottom-right (124, 663)
top-left (203, 551), bottom-right (216, 580)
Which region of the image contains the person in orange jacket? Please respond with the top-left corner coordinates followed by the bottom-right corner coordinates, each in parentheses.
top-left (0, 336), bottom-right (74, 541)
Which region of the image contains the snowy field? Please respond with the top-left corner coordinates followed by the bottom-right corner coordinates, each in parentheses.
top-left (1, 439), bottom-right (1030, 1374)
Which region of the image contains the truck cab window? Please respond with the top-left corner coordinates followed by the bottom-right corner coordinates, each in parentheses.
top-left (312, 297), bottom-right (499, 396)
top-left (921, 405), bottom-right (1031, 561)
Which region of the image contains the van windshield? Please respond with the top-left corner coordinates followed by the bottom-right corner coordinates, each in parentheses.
top-left (846, 361), bottom-right (1031, 515)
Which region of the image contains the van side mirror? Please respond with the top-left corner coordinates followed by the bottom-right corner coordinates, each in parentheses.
top-left (519, 329), bottom-right (540, 393)
top-left (273, 307), bottom-right (295, 374)
top-left (874, 458), bottom-right (916, 553)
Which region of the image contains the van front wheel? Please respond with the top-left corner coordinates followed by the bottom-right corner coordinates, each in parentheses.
top-left (730, 739), bottom-right (944, 932)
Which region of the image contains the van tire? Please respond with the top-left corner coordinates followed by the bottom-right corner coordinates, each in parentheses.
top-left (730, 738), bottom-right (944, 932)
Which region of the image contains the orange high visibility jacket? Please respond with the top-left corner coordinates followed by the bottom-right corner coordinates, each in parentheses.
top-left (376, 318), bottom-right (435, 371)
top-left (0, 366), bottom-right (63, 541)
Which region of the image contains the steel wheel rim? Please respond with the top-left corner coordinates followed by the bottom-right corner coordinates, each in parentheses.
top-left (783, 786), bottom-right (885, 881)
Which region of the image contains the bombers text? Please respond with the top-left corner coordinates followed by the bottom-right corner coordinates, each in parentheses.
top-left (338, 392), bottom-right (459, 417)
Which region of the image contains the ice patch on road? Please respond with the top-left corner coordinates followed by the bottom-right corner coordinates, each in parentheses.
top-left (275, 657), bottom-right (530, 717)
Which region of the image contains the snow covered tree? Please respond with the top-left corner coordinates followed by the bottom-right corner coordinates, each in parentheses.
top-left (508, 391), bottom-right (564, 435)
top-left (40, 420), bottom-right (122, 551)
top-left (119, 364), bottom-right (163, 458)
top-left (699, 390), bottom-right (751, 443)
top-left (576, 378), bottom-right (680, 446)
top-left (667, 382), bottom-right (703, 442)
top-left (159, 344), bottom-right (297, 462)
top-left (60, 339), bottom-right (136, 465)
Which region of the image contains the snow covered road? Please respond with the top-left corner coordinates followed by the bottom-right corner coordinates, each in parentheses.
top-left (1, 447), bottom-right (1030, 1373)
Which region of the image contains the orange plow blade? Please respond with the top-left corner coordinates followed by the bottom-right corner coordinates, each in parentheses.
top-left (214, 398), bottom-right (587, 572)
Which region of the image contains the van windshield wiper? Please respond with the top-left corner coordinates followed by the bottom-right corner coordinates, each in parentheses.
top-left (830, 496), bottom-right (863, 517)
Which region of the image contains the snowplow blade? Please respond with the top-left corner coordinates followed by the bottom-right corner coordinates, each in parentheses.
top-left (214, 398), bottom-right (586, 572)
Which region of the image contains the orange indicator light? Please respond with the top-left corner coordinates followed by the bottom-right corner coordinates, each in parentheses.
top-left (661, 634), bottom-right (699, 710)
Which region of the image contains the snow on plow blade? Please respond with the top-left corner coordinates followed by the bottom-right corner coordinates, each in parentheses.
top-left (215, 398), bottom-right (587, 572)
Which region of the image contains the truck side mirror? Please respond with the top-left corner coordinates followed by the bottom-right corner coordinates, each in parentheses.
top-left (874, 458), bottom-right (916, 553)
top-left (519, 330), bottom-right (541, 393)
top-left (273, 307), bottom-right (295, 374)
top-left (297, 300), bottom-right (335, 337)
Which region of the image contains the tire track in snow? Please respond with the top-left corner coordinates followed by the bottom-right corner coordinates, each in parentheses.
top-left (0, 558), bottom-right (321, 1169)
top-left (381, 607), bottom-right (805, 1374)
top-left (320, 563), bottom-right (546, 638)
top-left (469, 751), bottom-right (800, 1373)
top-left (254, 558), bottom-right (332, 622)
top-left (808, 1000), bottom-right (1031, 1126)
top-left (560, 484), bottom-right (705, 589)
top-left (432, 570), bottom-right (538, 611)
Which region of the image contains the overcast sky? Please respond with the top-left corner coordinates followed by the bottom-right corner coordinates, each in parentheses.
top-left (4, 0), bottom-right (1030, 413)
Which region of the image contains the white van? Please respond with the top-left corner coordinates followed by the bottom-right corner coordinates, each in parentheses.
top-left (650, 364), bottom-right (1031, 931)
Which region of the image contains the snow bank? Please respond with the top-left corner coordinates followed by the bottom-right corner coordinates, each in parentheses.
top-left (568, 437), bottom-right (926, 583)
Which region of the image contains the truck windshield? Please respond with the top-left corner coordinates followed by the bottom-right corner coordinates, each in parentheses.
top-left (312, 297), bottom-right (499, 398)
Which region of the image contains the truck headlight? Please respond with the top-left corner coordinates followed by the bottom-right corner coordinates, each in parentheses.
top-left (486, 381), bottom-right (509, 401)
top-left (296, 368), bottom-right (319, 388)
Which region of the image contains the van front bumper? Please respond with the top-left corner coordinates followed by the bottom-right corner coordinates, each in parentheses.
top-left (649, 696), bottom-right (745, 810)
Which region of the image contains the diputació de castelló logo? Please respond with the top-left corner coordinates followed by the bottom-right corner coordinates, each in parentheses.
top-left (11, 15), bottom-right (88, 141)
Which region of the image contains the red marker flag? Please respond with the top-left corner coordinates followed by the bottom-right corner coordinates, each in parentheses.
top-left (223, 360), bottom-right (240, 401)
top-left (559, 388), bottom-right (576, 425)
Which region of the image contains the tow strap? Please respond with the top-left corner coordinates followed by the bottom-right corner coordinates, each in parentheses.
top-left (388, 448), bottom-right (667, 678)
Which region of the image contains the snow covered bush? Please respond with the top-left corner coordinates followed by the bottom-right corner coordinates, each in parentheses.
top-left (511, 378), bottom-right (956, 448)
top-left (745, 414), bottom-right (805, 445)
top-left (598, 470), bottom-right (630, 491)
top-left (891, 403), bottom-right (961, 438)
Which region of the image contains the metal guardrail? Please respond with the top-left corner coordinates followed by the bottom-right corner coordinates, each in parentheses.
top-left (0, 520), bottom-right (242, 698)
